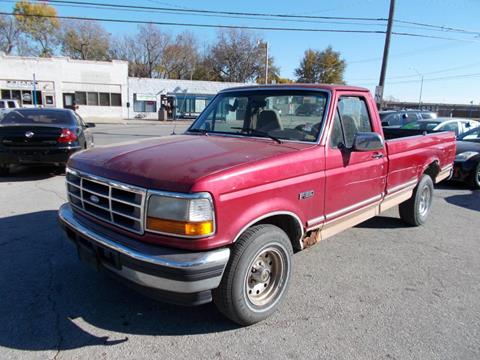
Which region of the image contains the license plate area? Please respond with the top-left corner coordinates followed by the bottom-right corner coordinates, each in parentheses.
top-left (76, 235), bottom-right (121, 271)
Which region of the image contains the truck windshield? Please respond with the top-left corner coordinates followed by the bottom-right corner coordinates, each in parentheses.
top-left (188, 90), bottom-right (328, 143)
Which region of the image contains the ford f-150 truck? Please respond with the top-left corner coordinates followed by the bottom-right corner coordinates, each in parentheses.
top-left (58, 85), bottom-right (455, 325)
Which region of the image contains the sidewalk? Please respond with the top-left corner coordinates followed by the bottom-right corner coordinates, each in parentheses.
top-left (85, 117), bottom-right (194, 126)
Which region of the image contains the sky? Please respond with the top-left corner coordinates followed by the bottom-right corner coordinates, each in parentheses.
top-left (1, 0), bottom-right (479, 104)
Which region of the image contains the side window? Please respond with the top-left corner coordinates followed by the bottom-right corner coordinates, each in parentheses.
top-left (337, 97), bottom-right (372, 147)
top-left (0, 101), bottom-right (5, 109)
top-left (440, 122), bottom-right (459, 135)
top-left (7, 101), bottom-right (16, 108)
top-left (330, 109), bottom-right (344, 148)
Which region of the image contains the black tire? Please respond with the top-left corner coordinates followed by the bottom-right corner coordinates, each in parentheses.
top-left (399, 174), bottom-right (434, 226)
top-left (470, 162), bottom-right (480, 190)
top-left (0, 165), bottom-right (9, 176)
top-left (213, 224), bottom-right (293, 326)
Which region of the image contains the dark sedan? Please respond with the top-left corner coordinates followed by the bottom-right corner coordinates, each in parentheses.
top-left (452, 126), bottom-right (480, 189)
top-left (0, 108), bottom-right (95, 176)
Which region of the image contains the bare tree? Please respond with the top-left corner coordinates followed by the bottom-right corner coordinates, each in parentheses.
top-left (0, 15), bottom-right (21, 54)
top-left (111, 24), bottom-right (170, 78)
top-left (61, 20), bottom-right (110, 60)
top-left (207, 29), bottom-right (265, 83)
top-left (160, 31), bottom-right (199, 80)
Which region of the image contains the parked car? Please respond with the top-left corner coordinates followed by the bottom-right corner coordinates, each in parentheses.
top-left (0, 99), bottom-right (20, 118)
top-left (451, 126), bottom-right (480, 188)
top-left (58, 84), bottom-right (455, 325)
top-left (380, 109), bottom-right (437, 128)
top-left (0, 108), bottom-right (95, 176)
top-left (400, 117), bottom-right (480, 136)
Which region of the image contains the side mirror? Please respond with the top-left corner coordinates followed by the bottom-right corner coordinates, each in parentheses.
top-left (85, 122), bottom-right (96, 128)
top-left (352, 132), bottom-right (384, 152)
top-left (381, 120), bottom-right (390, 127)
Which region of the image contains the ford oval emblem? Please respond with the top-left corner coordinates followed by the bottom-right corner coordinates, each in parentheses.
top-left (90, 195), bottom-right (100, 204)
top-left (25, 131), bottom-right (34, 138)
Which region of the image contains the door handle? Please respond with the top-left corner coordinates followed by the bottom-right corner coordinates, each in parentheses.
top-left (372, 153), bottom-right (384, 159)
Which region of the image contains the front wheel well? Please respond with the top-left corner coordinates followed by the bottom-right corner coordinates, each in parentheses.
top-left (424, 161), bottom-right (440, 181)
top-left (255, 214), bottom-right (304, 252)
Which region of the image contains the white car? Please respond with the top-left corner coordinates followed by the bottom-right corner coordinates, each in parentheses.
top-left (0, 99), bottom-right (20, 118)
top-left (401, 117), bottom-right (480, 136)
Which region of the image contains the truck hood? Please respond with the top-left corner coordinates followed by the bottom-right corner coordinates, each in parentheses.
top-left (69, 134), bottom-right (307, 192)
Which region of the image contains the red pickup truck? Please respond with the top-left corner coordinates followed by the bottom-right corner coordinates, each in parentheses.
top-left (58, 85), bottom-right (455, 325)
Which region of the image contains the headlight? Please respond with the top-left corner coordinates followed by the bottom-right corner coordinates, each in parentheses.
top-left (146, 192), bottom-right (215, 237)
top-left (455, 151), bottom-right (479, 162)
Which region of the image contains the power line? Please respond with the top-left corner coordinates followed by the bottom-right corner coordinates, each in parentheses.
top-left (355, 72), bottom-right (480, 87)
top-left (349, 61), bottom-right (480, 81)
top-left (0, 11), bottom-right (388, 34)
top-left (32, 0), bottom-right (387, 22)
top-left (32, 0), bottom-right (480, 37)
top-left (395, 19), bottom-right (480, 36)
top-left (2, 11), bottom-right (479, 43)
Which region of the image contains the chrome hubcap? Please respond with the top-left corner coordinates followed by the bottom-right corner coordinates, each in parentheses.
top-left (245, 248), bottom-right (285, 307)
top-left (419, 186), bottom-right (431, 217)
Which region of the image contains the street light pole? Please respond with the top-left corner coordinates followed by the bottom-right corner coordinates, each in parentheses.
top-left (265, 41), bottom-right (269, 85)
top-left (411, 67), bottom-right (423, 108)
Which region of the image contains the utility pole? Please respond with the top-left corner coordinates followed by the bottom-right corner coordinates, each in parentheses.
top-left (377, 0), bottom-right (396, 110)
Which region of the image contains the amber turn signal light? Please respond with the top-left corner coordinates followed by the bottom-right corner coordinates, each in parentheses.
top-left (147, 217), bottom-right (214, 236)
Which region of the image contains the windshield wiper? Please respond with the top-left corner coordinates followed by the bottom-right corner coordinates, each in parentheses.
top-left (230, 127), bottom-right (282, 144)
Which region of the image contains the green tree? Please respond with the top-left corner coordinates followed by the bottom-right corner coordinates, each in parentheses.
top-left (61, 20), bottom-right (110, 60)
top-left (295, 46), bottom-right (346, 84)
top-left (13, 0), bottom-right (60, 56)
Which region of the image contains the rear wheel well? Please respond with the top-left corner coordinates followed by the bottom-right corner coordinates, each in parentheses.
top-left (424, 161), bottom-right (440, 181)
top-left (255, 214), bottom-right (304, 252)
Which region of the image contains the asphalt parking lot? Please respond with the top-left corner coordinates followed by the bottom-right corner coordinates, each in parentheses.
top-left (0, 124), bottom-right (479, 360)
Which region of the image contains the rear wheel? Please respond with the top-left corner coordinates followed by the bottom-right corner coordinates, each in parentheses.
top-left (0, 165), bottom-right (9, 176)
top-left (399, 174), bottom-right (434, 226)
top-left (470, 162), bottom-right (480, 189)
top-left (213, 224), bottom-right (293, 326)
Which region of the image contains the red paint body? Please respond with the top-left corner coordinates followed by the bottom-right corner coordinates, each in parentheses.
top-left (69, 85), bottom-right (456, 251)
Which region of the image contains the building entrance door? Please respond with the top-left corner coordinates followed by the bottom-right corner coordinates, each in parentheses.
top-left (63, 93), bottom-right (75, 109)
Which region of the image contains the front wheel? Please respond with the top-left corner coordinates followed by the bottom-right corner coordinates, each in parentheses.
top-left (470, 162), bottom-right (480, 189)
top-left (213, 224), bottom-right (293, 326)
top-left (399, 174), bottom-right (434, 226)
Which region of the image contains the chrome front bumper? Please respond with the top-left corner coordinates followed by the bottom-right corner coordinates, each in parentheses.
top-left (58, 203), bottom-right (230, 305)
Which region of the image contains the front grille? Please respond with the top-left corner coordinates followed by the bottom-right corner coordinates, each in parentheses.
top-left (66, 169), bottom-right (146, 234)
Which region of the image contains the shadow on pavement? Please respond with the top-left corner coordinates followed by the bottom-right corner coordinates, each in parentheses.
top-left (355, 215), bottom-right (410, 229)
top-left (0, 210), bottom-right (237, 352)
top-left (444, 192), bottom-right (480, 212)
top-left (0, 165), bottom-right (61, 183)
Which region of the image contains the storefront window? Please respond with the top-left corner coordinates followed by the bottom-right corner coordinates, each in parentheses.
top-left (99, 93), bottom-right (110, 106)
top-left (111, 93), bottom-right (121, 107)
top-left (34, 91), bottom-right (42, 105)
top-left (22, 90), bottom-right (32, 105)
top-left (11, 90), bottom-right (21, 101)
top-left (1, 90), bottom-right (11, 99)
top-left (75, 92), bottom-right (87, 105)
top-left (87, 92), bottom-right (99, 106)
